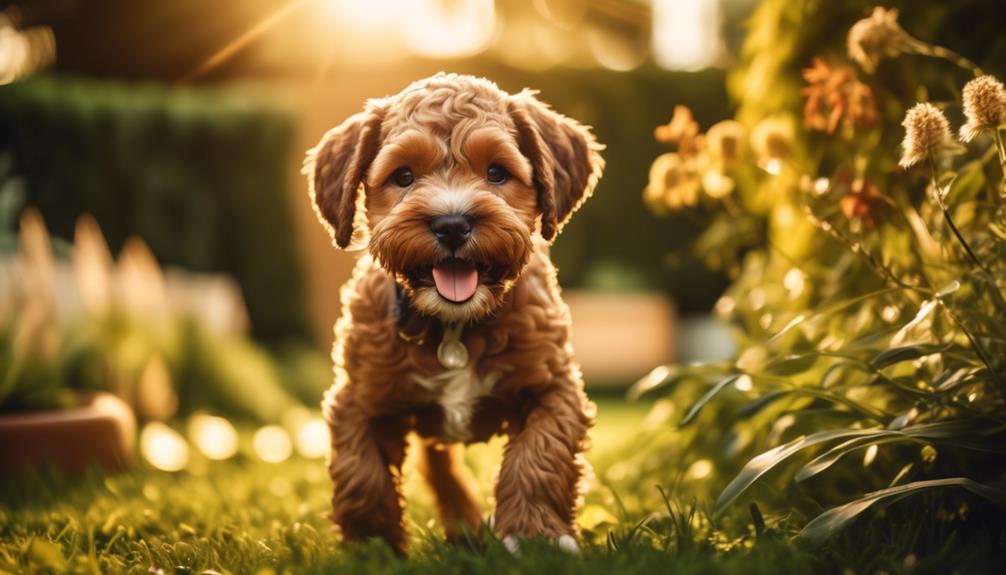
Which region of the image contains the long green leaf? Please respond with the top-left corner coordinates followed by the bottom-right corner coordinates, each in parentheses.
top-left (774, 387), bottom-right (890, 421)
top-left (628, 363), bottom-right (730, 400)
top-left (797, 478), bottom-right (1006, 542)
top-left (734, 385), bottom-right (887, 421)
top-left (736, 389), bottom-right (792, 418)
top-left (678, 374), bottom-right (742, 427)
top-left (713, 428), bottom-right (882, 515)
top-left (794, 435), bottom-right (905, 482)
top-left (935, 367), bottom-right (984, 392)
top-left (870, 344), bottom-right (947, 370)
top-left (795, 420), bottom-right (1003, 482)
top-left (761, 353), bottom-right (820, 376)
top-left (763, 287), bottom-right (903, 350)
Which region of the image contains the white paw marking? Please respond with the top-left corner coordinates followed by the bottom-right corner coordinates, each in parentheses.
top-left (556, 534), bottom-right (580, 554)
top-left (501, 534), bottom-right (580, 555)
top-left (502, 535), bottom-right (520, 555)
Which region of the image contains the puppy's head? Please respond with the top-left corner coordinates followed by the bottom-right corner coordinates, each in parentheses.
top-left (305, 73), bottom-right (603, 322)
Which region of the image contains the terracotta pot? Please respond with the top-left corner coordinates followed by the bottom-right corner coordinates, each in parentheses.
top-left (0, 391), bottom-right (135, 474)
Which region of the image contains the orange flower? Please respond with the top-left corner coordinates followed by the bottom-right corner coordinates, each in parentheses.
top-left (802, 58), bottom-right (878, 134)
top-left (654, 105), bottom-right (704, 156)
top-left (839, 176), bottom-right (894, 229)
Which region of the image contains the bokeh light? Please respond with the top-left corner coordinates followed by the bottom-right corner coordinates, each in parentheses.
top-left (863, 444), bottom-right (879, 467)
top-left (318, 0), bottom-right (495, 61)
top-left (0, 13), bottom-right (55, 85)
top-left (402, 0), bottom-right (495, 59)
top-left (734, 374), bottom-right (753, 392)
top-left (253, 425), bottom-right (293, 463)
top-left (140, 422), bottom-right (190, 472)
top-left (685, 459), bottom-right (713, 480)
top-left (295, 417), bottom-right (330, 459)
top-left (652, 0), bottom-right (723, 71)
top-left (188, 414), bottom-right (239, 461)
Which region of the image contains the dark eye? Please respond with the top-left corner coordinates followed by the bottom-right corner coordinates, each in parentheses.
top-left (391, 167), bottom-right (414, 187)
top-left (486, 164), bottom-right (509, 185)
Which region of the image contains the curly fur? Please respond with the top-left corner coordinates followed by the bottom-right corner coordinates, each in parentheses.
top-left (305, 73), bottom-right (604, 554)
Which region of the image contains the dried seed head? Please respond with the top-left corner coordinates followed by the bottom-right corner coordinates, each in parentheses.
top-left (899, 103), bottom-right (953, 168)
top-left (959, 75), bottom-right (1006, 142)
top-left (847, 7), bottom-right (906, 74)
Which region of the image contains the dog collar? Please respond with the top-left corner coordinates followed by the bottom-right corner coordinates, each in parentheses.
top-left (395, 282), bottom-right (430, 345)
top-left (394, 282), bottom-right (470, 369)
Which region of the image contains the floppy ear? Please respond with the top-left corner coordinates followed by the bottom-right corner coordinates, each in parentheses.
top-left (508, 91), bottom-right (604, 241)
top-left (303, 102), bottom-right (386, 249)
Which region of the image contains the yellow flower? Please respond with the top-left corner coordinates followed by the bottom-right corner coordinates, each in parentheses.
top-left (644, 152), bottom-right (701, 211)
top-left (847, 7), bottom-right (907, 74)
top-left (705, 120), bottom-right (746, 166)
top-left (702, 169), bottom-right (735, 199)
top-left (899, 103), bottom-right (954, 168)
top-left (751, 117), bottom-right (794, 174)
top-left (959, 75), bottom-right (1006, 143)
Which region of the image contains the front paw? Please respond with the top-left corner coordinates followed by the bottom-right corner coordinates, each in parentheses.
top-left (501, 534), bottom-right (580, 555)
top-left (502, 534), bottom-right (521, 555)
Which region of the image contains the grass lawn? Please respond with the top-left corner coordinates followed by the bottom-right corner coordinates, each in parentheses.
top-left (1, 396), bottom-right (1001, 574)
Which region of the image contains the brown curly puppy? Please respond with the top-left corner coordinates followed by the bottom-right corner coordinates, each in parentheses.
top-left (304, 73), bottom-right (604, 554)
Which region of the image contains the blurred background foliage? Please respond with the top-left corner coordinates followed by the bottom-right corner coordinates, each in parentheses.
top-left (0, 77), bottom-right (309, 342)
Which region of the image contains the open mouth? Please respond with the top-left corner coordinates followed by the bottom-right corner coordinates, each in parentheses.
top-left (405, 258), bottom-right (507, 303)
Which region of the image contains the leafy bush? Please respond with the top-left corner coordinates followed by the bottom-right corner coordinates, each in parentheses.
top-left (632, 0), bottom-right (1006, 542)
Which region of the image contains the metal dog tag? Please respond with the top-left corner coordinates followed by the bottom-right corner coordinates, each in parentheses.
top-left (437, 322), bottom-right (469, 369)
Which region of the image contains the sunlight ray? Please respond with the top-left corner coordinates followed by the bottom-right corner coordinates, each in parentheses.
top-left (180, 0), bottom-right (313, 83)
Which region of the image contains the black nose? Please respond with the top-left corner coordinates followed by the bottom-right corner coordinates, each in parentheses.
top-left (429, 215), bottom-right (472, 250)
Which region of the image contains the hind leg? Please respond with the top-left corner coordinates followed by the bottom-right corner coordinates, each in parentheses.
top-left (418, 441), bottom-right (483, 541)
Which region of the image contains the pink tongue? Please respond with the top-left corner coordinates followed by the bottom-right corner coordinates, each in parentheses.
top-left (432, 260), bottom-right (479, 302)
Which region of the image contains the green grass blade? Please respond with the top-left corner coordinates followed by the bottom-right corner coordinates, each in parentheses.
top-left (797, 478), bottom-right (1006, 542)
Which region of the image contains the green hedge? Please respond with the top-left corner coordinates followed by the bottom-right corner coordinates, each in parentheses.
top-left (0, 75), bottom-right (309, 341)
